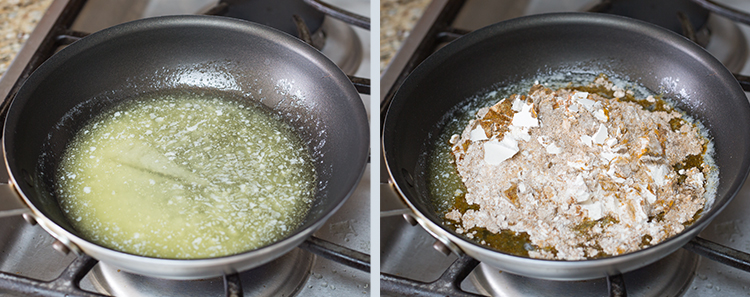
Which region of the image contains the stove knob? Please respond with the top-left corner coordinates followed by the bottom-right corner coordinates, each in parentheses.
top-left (52, 240), bottom-right (71, 255)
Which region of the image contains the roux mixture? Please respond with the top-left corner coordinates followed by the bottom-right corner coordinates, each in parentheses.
top-left (443, 77), bottom-right (716, 260)
top-left (56, 91), bottom-right (316, 259)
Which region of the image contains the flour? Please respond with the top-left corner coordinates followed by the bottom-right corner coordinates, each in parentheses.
top-left (446, 77), bottom-right (715, 260)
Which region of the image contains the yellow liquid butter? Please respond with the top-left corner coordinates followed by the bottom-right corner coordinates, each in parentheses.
top-left (56, 91), bottom-right (316, 259)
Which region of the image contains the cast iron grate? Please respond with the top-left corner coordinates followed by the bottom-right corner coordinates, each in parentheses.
top-left (0, 236), bottom-right (371, 297)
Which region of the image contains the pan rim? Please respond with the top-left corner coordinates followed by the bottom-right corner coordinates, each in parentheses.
top-left (382, 11), bottom-right (750, 278)
top-left (3, 14), bottom-right (369, 278)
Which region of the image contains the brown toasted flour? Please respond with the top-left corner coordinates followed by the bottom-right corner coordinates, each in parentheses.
top-left (446, 77), bottom-right (715, 260)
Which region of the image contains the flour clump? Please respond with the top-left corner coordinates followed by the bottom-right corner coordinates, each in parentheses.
top-left (445, 77), bottom-right (716, 260)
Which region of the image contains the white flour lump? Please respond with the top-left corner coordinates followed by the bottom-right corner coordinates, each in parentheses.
top-left (445, 77), bottom-right (716, 260)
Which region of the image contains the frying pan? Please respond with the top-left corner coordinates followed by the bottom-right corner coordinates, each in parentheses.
top-left (0, 15), bottom-right (369, 279)
top-left (382, 12), bottom-right (750, 280)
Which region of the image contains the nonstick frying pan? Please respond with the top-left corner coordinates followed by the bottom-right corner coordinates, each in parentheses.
top-left (0, 15), bottom-right (369, 279)
top-left (382, 12), bottom-right (750, 280)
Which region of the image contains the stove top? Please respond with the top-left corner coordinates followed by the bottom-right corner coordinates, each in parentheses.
top-left (380, 0), bottom-right (750, 296)
top-left (0, 0), bottom-right (371, 296)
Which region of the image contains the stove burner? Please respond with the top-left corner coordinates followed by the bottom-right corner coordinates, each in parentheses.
top-left (202, 0), bottom-right (327, 49)
top-left (588, 0), bottom-right (710, 36)
top-left (88, 248), bottom-right (315, 296)
top-left (200, 0), bottom-right (365, 75)
top-left (214, 0), bottom-right (324, 37)
top-left (703, 13), bottom-right (748, 73)
top-left (471, 249), bottom-right (699, 296)
top-left (584, 0), bottom-right (749, 73)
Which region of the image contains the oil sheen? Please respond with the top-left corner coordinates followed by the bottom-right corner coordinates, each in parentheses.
top-left (56, 91), bottom-right (316, 259)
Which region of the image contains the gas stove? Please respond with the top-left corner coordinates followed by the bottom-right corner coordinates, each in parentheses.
top-left (380, 0), bottom-right (750, 296)
top-left (0, 0), bottom-right (371, 296)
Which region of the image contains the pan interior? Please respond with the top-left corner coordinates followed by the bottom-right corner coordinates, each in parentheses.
top-left (422, 71), bottom-right (718, 257)
top-left (5, 16), bottom-right (368, 259)
top-left (51, 88), bottom-right (318, 259)
top-left (28, 64), bottom-right (335, 244)
top-left (383, 13), bottom-right (750, 262)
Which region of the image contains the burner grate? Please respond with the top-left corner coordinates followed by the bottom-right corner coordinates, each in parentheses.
top-left (381, 254), bottom-right (482, 297)
top-left (201, 0), bottom-right (371, 94)
top-left (0, 236), bottom-right (370, 297)
top-left (0, 255), bottom-right (105, 297)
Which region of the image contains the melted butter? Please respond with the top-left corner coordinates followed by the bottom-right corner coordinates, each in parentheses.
top-left (569, 74), bottom-right (672, 113)
top-left (444, 194), bottom-right (534, 257)
top-left (56, 90), bottom-right (315, 259)
top-left (683, 209), bottom-right (704, 227)
top-left (427, 84), bottom-right (535, 257)
top-left (427, 96), bottom-right (534, 257)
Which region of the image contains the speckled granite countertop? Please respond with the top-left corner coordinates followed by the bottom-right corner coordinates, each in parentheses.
top-left (0, 0), bottom-right (53, 77)
top-left (380, 0), bottom-right (430, 72)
